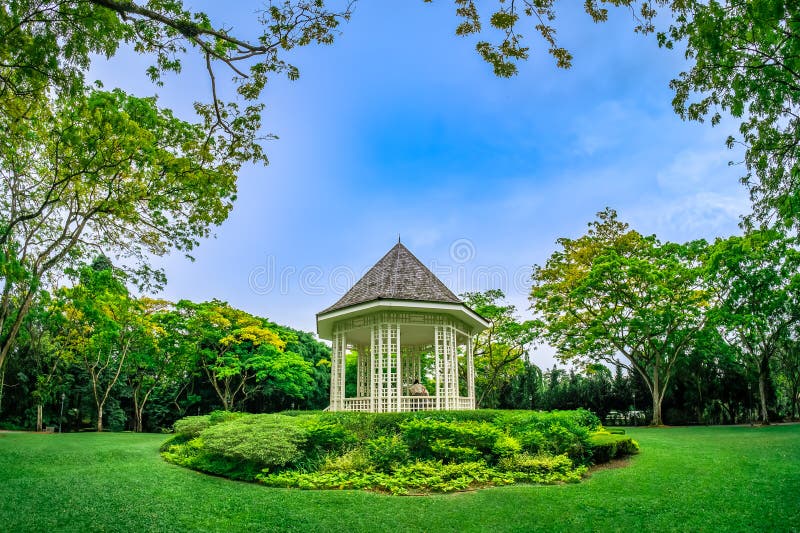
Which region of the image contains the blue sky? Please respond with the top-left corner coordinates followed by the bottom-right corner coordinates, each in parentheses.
top-left (91, 1), bottom-right (747, 368)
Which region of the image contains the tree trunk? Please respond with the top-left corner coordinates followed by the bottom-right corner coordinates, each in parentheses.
top-left (0, 365), bottom-right (5, 414)
top-left (97, 405), bottom-right (104, 432)
top-left (650, 365), bottom-right (664, 426)
top-left (132, 389), bottom-right (142, 433)
top-left (758, 357), bottom-right (770, 424)
top-left (651, 393), bottom-right (664, 426)
top-left (36, 403), bottom-right (43, 432)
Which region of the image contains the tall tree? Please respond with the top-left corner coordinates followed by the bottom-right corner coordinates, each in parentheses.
top-left (0, 87), bottom-right (246, 371)
top-left (531, 209), bottom-right (709, 425)
top-left (57, 258), bottom-right (144, 431)
top-left (125, 298), bottom-right (194, 433)
top-left (708, 230), bottom-right (800, 423)
top-left (461, 289), bottom-right (539, 408)
top-left (0, 0), bottom-right (350, 371)
top-left (180, 300), bottom-right (313, 411)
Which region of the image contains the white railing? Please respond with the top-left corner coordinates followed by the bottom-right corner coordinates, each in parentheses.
top-left (340, 396), bottom-right (474, 412)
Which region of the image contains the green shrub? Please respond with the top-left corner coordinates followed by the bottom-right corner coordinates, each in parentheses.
top-left (259, 460), bottom-right (515, 495)
top-left (172, 416), bottom-right (211, 438)
top-left (365, 435), bottom-right (409, 472)
top-left (589, 431), bottom-right (640, 463)
top-left (208, 410), bottom-right (244, 424)
top-left (320, 449), bottom-right (373, 474)
top-left (493, 434), bottom-right (522, 457)
top-left (168, 409), bottom-right (612, 494)
top-left (498, 452), bottom-right (572, 475)
top-left (497, 452), bottom-right (586, 483)
top-left (400, 418), bottom-right (502, 462)
top-left (201, 414), bottom-right (306, 470)
top-left (161, 437), bottom-right (263, 481)
top-left (303, 420), bottom-right (357, 454)
top-left (497, 411), bottom-right (593, 464)
top-left (517, 429), bottom-right (547, 453)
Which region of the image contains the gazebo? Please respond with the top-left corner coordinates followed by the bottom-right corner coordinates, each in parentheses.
top-left (317, 242), bottom-right (488, 412)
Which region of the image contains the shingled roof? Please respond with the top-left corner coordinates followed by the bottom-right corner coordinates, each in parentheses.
top-left (319, 242), bottom-right (462, 315)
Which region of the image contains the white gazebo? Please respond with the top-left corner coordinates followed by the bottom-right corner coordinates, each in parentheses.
top-left (317, 242), bottom-right (488, 412)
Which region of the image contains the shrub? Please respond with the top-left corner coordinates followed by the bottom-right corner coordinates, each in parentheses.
top-left (167, 409), bottom-right (613, 494)
top-left (400, 418), bottom-right (502, 462)
top-left (172, 416), bottom-right (211, 438)
top-left (201, 414), bottom-right (306, 470)
top-left (589, 431), bottom-right (640, 464)
top-left (320, 448), bottom-right (373, 473)
top-left (365, 435), bottom-right (409, 472)
top-left (303, 420), bottom-right (358, 454)
top-left (517, 429), bottom-right (547, 453)
top-left (259, 460), bottom-right (516, 495)
top-left (161, 437), bottom-right (264, 481)
top-left (497, 411), bottom-right (593, 464)
top-left (493, 434), bottom-right (522, 457)
top-left (208, 410), bottom-right (244, 425)
top-left (498, 452), bottom-right (573, 475)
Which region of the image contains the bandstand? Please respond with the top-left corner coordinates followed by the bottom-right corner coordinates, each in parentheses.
top-left (316, 242), bottom-right (488, 412)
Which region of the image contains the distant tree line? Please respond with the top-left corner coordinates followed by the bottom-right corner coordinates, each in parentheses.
top-left (0, 256), bottom-right (332, 432)
top-left (466, 210), bottom-right (800, 426)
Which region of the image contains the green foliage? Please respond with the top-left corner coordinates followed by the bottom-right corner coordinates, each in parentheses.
top-left (319, 448), bottom-right (373, 474)
top-left (161, 437), bottom-right (263, 481)
top-left (173, 415), bottom-right (212, 438)
top-left (165, 409), bottom-right (612, 494)
top-left (200, 414), bottom-right (306, 469)
top-left (531, 209), bottom-right (709, 425)
top-left (259, 460), bottom-right (516, 495)
top-left (365, 436), bottom-right (409, 472)
top-left (589, 431), bottom-right (640, 464)
top-left (461, 289), bottom-right (539, 408)
top-left (303, 420), bottom-right (358, 454)
top-left (400, 418), bottom-right (502, 462)
top-left (497, 452), bottom-right (586, 483)
top-left (496, 409), bottom-right (598, 463)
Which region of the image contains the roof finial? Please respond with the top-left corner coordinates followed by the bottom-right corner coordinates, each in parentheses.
top-left (398, 233), bottom-right (401, 244)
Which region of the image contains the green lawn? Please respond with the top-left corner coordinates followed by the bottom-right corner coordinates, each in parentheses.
top-left (0, 425), bottom-right (798, 532)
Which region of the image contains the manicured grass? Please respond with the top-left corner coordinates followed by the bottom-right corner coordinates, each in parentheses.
top-left (0, 425), bottom-right (798, 532)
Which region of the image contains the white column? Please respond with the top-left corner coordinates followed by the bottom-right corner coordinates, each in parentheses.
top-left (452, 328), bottom-right (459, 407)
top-left (435, 325), bottom-right (441, 410)
top-left (396, 325), bottom-right (402, 412)
top-left (370, 326), bottom-right (376, 412)
top-left (377, 324), bottom-right (383, 413)
top-left (340, 333), bottom-right (346, 409)
top-left (467, 335), bottom-right (475, 408)
top-left (329, 331), bottom-right (346, 411)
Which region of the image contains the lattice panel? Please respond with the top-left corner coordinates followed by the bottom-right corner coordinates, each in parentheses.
top-left (329, 332), bottom-right (347, 411)
top-left (355, 344), bottom-right (370, 397)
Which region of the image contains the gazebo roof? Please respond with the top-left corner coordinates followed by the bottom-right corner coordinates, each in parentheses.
top-left (319, 242), bottom-right (462, 315)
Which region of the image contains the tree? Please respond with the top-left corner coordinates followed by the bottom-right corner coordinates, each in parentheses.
top-left (708, 230), bottom-right (800, 423)
top-left (0, 86), bottom-right (251, 371)
top-left (661, 1), bottom-right (800, 230)
top-left (461, 289), bottom-right (539, 408)
top-left (0, 0), bottom-right (350, 372)
top-left (13, 290), bottom-right (65, 431)
top-left (180, 300), bottom-right (313, 411)
top-left (0, 0), bottom-right (350, 135)
top-left (124, 298), bottom-right (195, 433)
top-left (531, 209), bottom-right (709, 425)
top-left (56, 258), bottom-right (145, 431)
